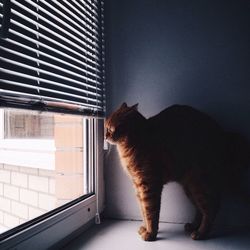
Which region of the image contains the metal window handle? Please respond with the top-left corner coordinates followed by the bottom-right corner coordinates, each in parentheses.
top-left (1, 0), bottom-right (11, 39)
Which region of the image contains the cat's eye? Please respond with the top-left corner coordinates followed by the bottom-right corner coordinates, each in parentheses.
top-left (107, 127), bottom-right (115, 134)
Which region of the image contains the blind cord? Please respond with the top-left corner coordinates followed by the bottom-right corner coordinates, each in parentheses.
top-left (95, 119), bottom-right (101, 224)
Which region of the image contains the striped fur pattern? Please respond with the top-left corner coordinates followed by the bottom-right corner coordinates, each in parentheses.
top-left (105, 103), bottom-right (250, 241)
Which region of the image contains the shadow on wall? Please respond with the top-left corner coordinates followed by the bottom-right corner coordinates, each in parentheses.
top-left (105, 0), bottom-right (250, 137)
top-left (104, 0), bottom-right (250, 225)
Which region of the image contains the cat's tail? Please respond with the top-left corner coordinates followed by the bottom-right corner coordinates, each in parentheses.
top-left (225, 132), bottom-right (250, 170)
top-left (225, 132), bottom-right (250, 202)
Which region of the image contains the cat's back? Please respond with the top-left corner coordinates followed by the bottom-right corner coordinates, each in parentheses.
top-left (148, 104), bottom-right (222, 134)
top-left (147, 105), bottom-right (226, 170)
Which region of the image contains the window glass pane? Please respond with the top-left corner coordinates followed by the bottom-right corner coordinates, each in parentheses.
top-left (0, 109), bottom-right (94, 234)
top-left (4, 110), bottom-right (54, 138)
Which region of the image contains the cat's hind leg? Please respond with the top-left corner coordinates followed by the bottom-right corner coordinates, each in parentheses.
top-left (184, 210), bottom-right (202, 233)
top-left (183, 186), bottom-right (202, 233)
top-left (186, 180), bottom-right (220, 240)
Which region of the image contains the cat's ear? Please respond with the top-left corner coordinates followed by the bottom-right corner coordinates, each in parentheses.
top-left (121, 102), bottom-right (128, 109)
top-left (131, 103), bottom-right (139, 110)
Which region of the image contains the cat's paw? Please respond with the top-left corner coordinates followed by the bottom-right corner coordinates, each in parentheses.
top-left (184, 223), bottom-right (197, 233)
top-left (138, 226), bottom-right (147, 235)
top-left (190, 230), bottom-right (206, 240)
top-left (138, 226), bottom-right (157, 241)
top-left (140, 230), bottom-right (157, 241)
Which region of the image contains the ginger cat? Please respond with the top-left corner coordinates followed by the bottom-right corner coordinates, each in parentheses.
top-left (105, 103), bottom-right (249, 241)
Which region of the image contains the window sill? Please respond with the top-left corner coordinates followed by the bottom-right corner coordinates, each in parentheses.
top-left (61, 219), bottom-right (250, 250)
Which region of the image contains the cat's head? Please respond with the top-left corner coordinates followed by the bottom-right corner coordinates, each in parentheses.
top-left (105, 102), bottom-right (140, 144)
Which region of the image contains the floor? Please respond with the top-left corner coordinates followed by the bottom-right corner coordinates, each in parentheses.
top-left (62, 220), bottom-right (250, 250)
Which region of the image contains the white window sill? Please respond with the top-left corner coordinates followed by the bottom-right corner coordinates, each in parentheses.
top-left (60, 219), bottom-right (250, 250)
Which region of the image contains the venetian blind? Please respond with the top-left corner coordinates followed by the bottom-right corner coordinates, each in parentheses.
top-left (0, 0), bottom-right (105, 116)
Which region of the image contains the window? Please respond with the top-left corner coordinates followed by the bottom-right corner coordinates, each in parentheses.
top-left (0, 109), bottom-right (95, 233)
top-left (0, 0), bottom-right (105, 248)
top-left (4, 109), bottom-right (54, 138)
top-left (0, 109), bottom-right (55, 171)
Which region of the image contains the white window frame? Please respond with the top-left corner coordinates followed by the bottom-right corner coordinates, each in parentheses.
top-left (0, 112), bottom-right (104, 249)
top-left (0, 109), bottom-right (55, 170)
top-left (1, 195), bottom-right (98, 249)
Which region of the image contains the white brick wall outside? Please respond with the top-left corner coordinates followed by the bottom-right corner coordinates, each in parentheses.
top-left (19, 218), bottom-right (27, 224)
top-left (4, 184), bottom-right (19, 200)
top-left (4, 165), bottom-right (19, 171)
top-left (56, 199), bottom-right (69, 207)
top-left (11, 201), bottom-right (28, 219)
top-left (19, 166), bottom-right (38, 175)
top-left (11, 172), bottom-right (28, 188)
top-left (29, 175), bottom-right (49, 192)
top-left (28, 207), bottom-right (46, 220)
top-left (49, 178), bottom-right (55, 194)
top-left (20, 189), bottom-right (38, 206)
top-left (0, 164), bottom-right (59, 231)
top-left (0, 197), bottom-right (11, 212)
top-left (0, 183), bottom-right (3, 195)
top-left (4, 213), bottom-right (19, 228)
top-left (39, 169), bottom-right (55, 177)
top-left (39, 193), bottom-right (56, 210)
top-left (0, 169), bottom-right (10, 183)
top-left (0, 210), bottom-right (3, 223)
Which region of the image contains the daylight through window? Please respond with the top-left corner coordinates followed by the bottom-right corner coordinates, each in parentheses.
top-left (0, 109), bottom-right (96, 234)
top-left (0, 0), bottom-right (105, 244)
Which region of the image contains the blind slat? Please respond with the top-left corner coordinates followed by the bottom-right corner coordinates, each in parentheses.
top-left (10, 11), bottom-right (101, 65)
top-left (39, 0), bottom-right (100, 40)
top-left (0, 90), bottom-right (103, 111)
top-left (0, 43), bottom-right (102, 87)
top-left (73, 0), bottom-right (100, 19)
top-left (0, 0), bottom-right (105, 116)
top-left (57, 0), bottom-right (99, 29)
top-left (5, 34), bottom-right (101, 74)
top-left (12, 0), bottom-right (101, 55)
top-left (0, 78), bottom-right (102, 104)
top-left (0, 64), bottom-right (102, 96)
top-left (4, 38), bottom-right (102, 78)
top-left (8, 22), bottom-right (101, 70)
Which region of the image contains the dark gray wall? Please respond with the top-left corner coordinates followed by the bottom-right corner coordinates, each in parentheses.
top-left (104, 0), bottom-right (250, 225)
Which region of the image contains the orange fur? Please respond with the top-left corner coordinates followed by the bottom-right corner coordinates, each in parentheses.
top-left (105, 103), bottom-right (250, 241)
